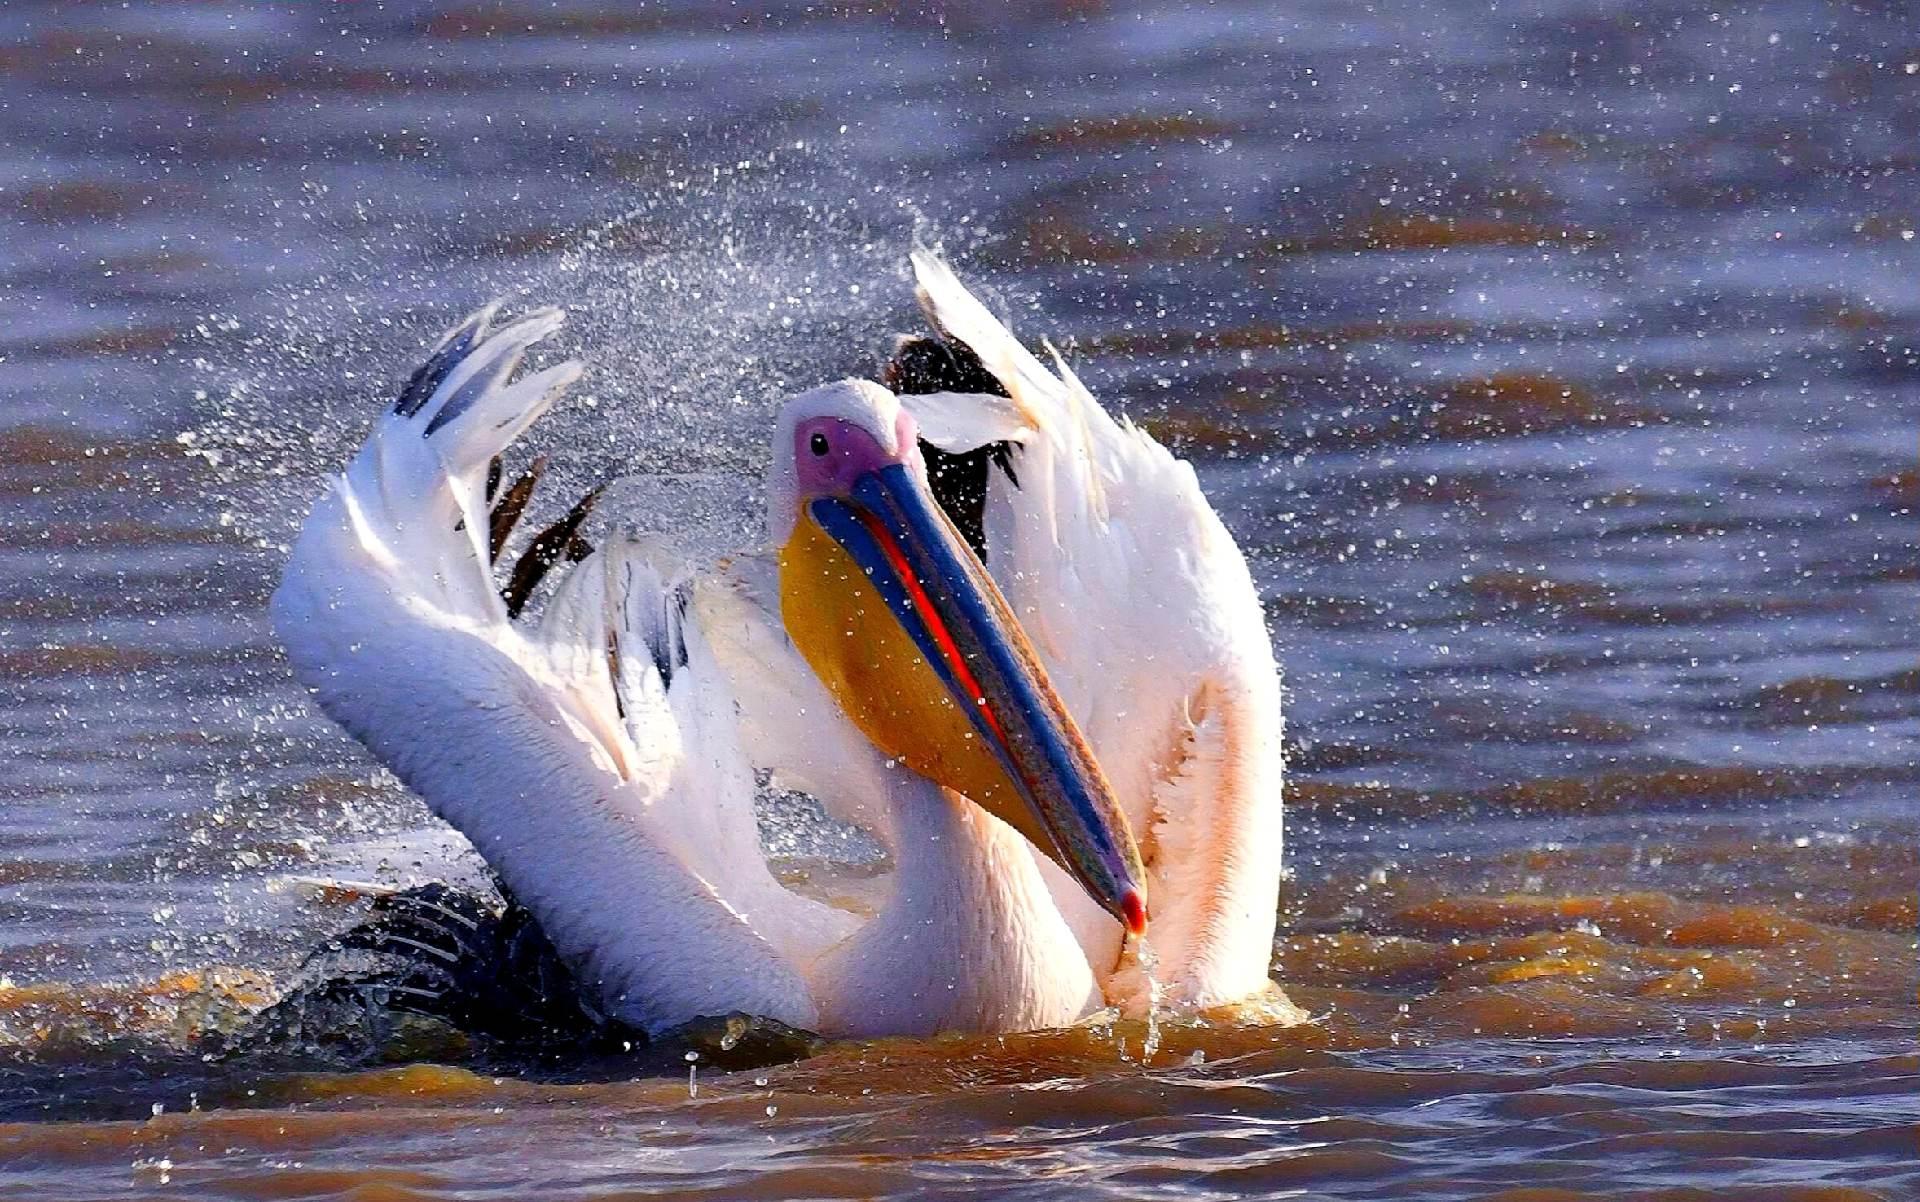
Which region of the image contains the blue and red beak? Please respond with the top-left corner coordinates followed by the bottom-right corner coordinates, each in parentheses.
top-left (809, 461), bottom-right (1149, 936)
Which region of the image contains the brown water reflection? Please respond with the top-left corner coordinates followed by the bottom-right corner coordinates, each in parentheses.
top-left (2, 0), bottom-right (1916, 1197)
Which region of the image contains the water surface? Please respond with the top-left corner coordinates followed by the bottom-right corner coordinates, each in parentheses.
top-left (2, 1), bottom-right (1915, 1198)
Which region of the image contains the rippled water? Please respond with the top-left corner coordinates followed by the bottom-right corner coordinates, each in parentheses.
top-left (3, 1), bottom-right (1915, 1198)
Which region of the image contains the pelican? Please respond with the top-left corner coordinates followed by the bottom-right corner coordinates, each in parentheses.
top-left (272, 253), bottom-right (1294, 1040)
top-left (714, 255), bottom-right (1293, 1022)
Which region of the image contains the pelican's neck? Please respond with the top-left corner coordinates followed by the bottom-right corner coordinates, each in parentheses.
top-left (807, 770), bottom-right (1098, 1038)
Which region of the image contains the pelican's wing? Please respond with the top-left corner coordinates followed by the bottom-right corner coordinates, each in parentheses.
top-left (690, 551), bottom-right (901, 850)
top-left (271, 308), bottom-right (840, 1035)
top-left (532, 532), bottom-right (859, 963)
top-left (900, 252), bottom-right (1285, 1013)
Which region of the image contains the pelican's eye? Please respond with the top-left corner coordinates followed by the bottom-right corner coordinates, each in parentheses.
top-left (809, 432), bottom-right (830, 457)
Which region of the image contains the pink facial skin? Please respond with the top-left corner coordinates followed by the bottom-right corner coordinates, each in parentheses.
top-left (791, 410), bottom-right (922, 498)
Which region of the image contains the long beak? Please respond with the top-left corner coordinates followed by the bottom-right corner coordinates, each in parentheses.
top-left (809, 463), bottom-right (1149, 935)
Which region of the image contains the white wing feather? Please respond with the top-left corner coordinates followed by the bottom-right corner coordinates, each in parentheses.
top-left (691, 551), bottom-right (901, 849)
top-left (904, 252), bottom-right (1286, 1013)
top-left (272, 309), bottom-right (843, 1034)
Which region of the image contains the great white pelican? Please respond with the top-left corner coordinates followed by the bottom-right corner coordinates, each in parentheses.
top-left (271, 253), bottom-right (1294, 1040)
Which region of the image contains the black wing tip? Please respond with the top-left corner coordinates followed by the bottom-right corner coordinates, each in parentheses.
top-left (225, 883), bottom-right (608, 1060)
top-left (487, 455), bottom-right (549, 563)
top-left (636, 575), bottom-right (692, 690)
top-left (883, 334), bottom-right (1010, 400)
top-left (882, 336), bottom-right (1020, 561)
top-left (501, 484), bottom-right (604, 619)
top-left (421, 338), bottom-right (527, 438)
top-left (395, 304), bottom-right (501, 418)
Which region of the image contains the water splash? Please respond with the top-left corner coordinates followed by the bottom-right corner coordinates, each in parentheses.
top-left (1134, 935), bottom-right (1165, 1064)
top-left (187, 144), bottom-right (989, 567)
top-left (1090, 933), bottom-right (1167, 1064)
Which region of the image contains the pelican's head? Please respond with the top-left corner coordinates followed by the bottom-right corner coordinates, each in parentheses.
top-left (770, 379), bottom-right (1148, 936)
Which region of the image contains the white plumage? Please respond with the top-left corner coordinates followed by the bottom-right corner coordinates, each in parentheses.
top-left (273, 255), bottom-right (1297, 1042)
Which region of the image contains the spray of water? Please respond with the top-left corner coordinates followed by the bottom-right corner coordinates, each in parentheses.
top-left (1136, 938), bottom-right (1165, 1063)
top-left (187, 145), bottom-right (994, 565)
